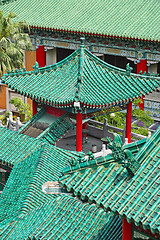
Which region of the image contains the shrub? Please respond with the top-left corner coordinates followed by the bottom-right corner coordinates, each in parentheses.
top-left (9, 97), bottom-right (32, 121)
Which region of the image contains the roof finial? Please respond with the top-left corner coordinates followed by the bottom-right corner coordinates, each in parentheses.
top-left (126, 63), bottom-right (133, 76)
top-left (33, 61), bottom-right (39, 75)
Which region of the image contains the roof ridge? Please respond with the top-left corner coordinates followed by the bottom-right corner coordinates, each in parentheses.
top-left (61, 137), bottom-right (147, 175)
top-left (84, 48), bottom-right (160, 80)
top-left (135, 126), bottom-right (160, 164)
top-left (74, 37), bottom-right (85, 102)
top-left (1, 48), bottom-right (80, 80)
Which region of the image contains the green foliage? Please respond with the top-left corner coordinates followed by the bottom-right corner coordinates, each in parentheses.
top-left (94, 108), bottom-right (125, 128)
top-left (0, 111), bottom-right (9, 124)
top-left (93, 100), bottom-right (153, 137)
top-left (0, 10), bottom-right (32, 75)
top-left (133, 98), bottom-right (143, 106)
top-left (132, 127), bottom-right (148, 136)
top-left (132, 108), bottom-right (154, 127)
top-left (9, 97), bottom-right (32, 121)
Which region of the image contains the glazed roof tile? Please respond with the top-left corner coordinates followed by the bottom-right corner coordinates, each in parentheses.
top-left (0, 127), bottom-right (121, 239)
top-left (0, 196), bottom-right (122, 240)
top-left (2, 48), bottom-right (160, 108)
top-left (0, 126), bottom-right (42, 166)
top-left (0, 134), bottom-right (84, 224)
top-left (59, 127), bottom-right (160, 234)
top-left (0, 0), bottom-right (160, 41)
top-left (62, 138), bottom-right (147, 174)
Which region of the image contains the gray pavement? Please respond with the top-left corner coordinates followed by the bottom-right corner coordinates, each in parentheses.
top-left (56, 135), bottom-right (104, 154)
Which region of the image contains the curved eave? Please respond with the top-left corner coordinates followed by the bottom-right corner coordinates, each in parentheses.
top-left (30, 26), bottom-right (160, 44)
top-left (4, 83), bottom-right (135, 109)
top-left (3, 75), bottom-right (157, 110)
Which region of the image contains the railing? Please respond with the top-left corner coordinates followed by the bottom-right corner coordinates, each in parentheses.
top-left (37, 113), bottom-right (73, 144)
top-left (18, 107), bottom-right (46, 133)
top-left (88, 118), bottom-right (148, 143)
top-left (87, 118), bottom-right (126, 142)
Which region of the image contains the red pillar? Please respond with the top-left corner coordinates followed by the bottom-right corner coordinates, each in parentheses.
top-left (126, 101), bottom-right (132, 143)
top-left (76, 111), bottom-right (82, 152)
top-left (122, 218), bottom-right (133, 240)
top-left (36, 45), bottom-right (46, 68)
top-left (137, 59), bottom-right (147, 111)
top-left (32, 100), bottom-right (37, 116)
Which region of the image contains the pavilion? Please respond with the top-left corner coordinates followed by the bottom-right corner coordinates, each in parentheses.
top-left (1, 0), bottom-right (160, 119)
top-left (1, 38), bottom-right (160, 151)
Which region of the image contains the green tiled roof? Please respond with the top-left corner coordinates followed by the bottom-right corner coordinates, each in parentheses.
top-left (59, 127), bottom-right (160, 234)
top-left (0, 127), bottom-right (121, 239)
top-left (2, 48), bottom-right (160, 109)
top-left (0, 120), bottom-right (77, 166)
top-left (0, 196), bottom-right (122, 240)
top-left (0, 126), bottom-right (42, 166)
top-left (18, 107), bottom-right (46, 134)
top-left (0, 129), bottom-right (84, 224)
top-left (0, 0), bottom-right (160, 41)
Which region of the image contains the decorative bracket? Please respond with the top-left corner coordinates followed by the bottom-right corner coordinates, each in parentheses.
top-left (126, 63), bottom-right (133, 76)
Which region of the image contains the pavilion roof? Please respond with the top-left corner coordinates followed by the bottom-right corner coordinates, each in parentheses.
top-left (0, 0), bottom-right (160, 42)
top-left (2, 46), bottom-right (160, 109)
top-left (59, 126), bottom-right (160, 234)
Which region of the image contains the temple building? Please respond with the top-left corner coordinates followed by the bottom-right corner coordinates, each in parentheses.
top-left (0, 0), bottom-right (160, 239)
top-left (0, 0), bottom-right (160, 118)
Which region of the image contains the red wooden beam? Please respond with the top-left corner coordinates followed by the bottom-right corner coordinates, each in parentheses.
top-left (46, 106), bottom-right (66, 117)
top-left (76, 111), bottom-right (82, 151)
top-left (32, 100), bottom-right (37, 116)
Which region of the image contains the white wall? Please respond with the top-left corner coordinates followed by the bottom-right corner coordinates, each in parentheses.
top-left (148, 63), bottom-right (157, 74)
top-left (46, 48), bottom-right (57, 66)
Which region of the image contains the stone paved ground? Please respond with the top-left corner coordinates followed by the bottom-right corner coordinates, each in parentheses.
top-left (56, 135), bottom-right (104, 154)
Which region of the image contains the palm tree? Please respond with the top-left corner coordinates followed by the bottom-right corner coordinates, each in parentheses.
top-left (0, 10), bottom-right (32, 75)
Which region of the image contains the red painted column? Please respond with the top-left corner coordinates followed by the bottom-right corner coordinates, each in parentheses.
top-left (137, 59), bottom-right (147, 111)
top-left (122, 218), bottom-right (133, 240)
top-left (36, 45), bottom-right (46, 68)
top-left (76, 111), bottom-right (82, 152)
top-left (32, 100), bottom-right (37, 116)
top-left (126, 101), bottom-right (132, 143)
top-left (137, 59), bottom-right (147, 74)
